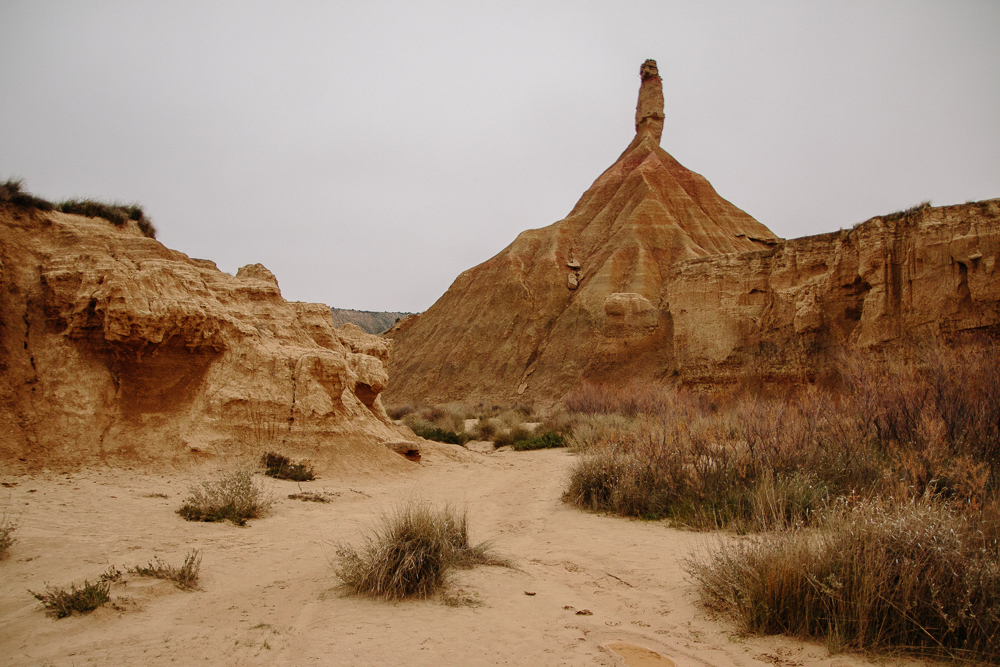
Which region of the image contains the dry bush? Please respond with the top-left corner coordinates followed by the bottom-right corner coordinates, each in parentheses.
top-left (335, 503), bottom-right (510, 600)
top-left (0, 506), bottom-right (19, 558)
top-left (261, 451), bottom-right (315, 481)
top-left (568, 414), bottom-right (637, 452)
top-left (565, 343), bottom-right (1000, 529)
top-left (686, 498), bottom-right (1000, 662)
top-left (472, 418), bottom-right (500, 441)
top-left (563, 381), bottom-right (679, 416)
top-left (177, 468), bottom-right (273, 526)
top-left (128, 549), bottom-right (201, 590)
top-left (402, 406), bottom-right (470, 445)
top-left (30, 579), bottom-right (111, 618)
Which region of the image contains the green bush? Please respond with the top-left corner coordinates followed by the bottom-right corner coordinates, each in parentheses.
top-left (261, 451), bottom-right (315, 481)
top-left (404, 417), bottom-right (470, 446)
top-left (336, 503), bottom-right (509, 600)
top-left (511, 431), bottom-right (566, 451)
top-left (177, 468), bottom-right (273, 526)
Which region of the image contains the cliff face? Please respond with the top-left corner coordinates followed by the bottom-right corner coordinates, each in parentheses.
top-left (670, 199), bottom-right (1000, 386)
top-left (0, 205), bottom-right (408, 469)
top-left (384, 60), bottom-right (1000, 407)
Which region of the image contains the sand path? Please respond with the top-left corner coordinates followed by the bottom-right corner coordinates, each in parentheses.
top-left (1, 447), bottom-right (924, 666)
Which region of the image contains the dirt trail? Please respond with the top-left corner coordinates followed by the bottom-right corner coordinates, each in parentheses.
top-left (1, 448), bottom-right (921, 666)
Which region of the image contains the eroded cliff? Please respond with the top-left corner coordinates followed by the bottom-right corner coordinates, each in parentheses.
top-left (385, 61), bottom-right (1000, 407)
top-left (0, 204), bottom-right (409, 469)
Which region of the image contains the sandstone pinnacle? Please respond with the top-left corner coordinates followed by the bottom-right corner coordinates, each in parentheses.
top-left (635, 59), bottom-right (665, 142)
top-left (386, 64), bottom-right (1000, 409)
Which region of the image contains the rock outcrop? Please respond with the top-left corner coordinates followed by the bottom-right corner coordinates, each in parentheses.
top-left (385, 61), bottom-right (1000, 406)
top-left (0, 205), bottom-right (410, 469)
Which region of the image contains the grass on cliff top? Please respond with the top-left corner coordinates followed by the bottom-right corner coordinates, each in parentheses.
top-left (335, 503), bottom-right (511, 600)
top-left (1, 178), bottom-right (157, 239)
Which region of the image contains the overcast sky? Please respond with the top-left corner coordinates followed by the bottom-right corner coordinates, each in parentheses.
top-left (2, 1), bottom-right (998, 312)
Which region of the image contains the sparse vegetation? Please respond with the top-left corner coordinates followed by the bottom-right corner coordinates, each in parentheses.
top-left (0, 507), bottom-right (20, 558)
top-left (261, 451), bottom-right (315, 481)
top-left (563, 343), bottom-right (1000, 528)
top-left (0, 177), bottom-right (55, 210)
top-left (30, 579), bottom-right (112, 618)
top-left (0, 178), bottom-right (157, 238)
top-left (128, 549), bottom-right (201, 590)
top-left (686, 498), bottom-right (1000, 663)
top-left (335, 503), bottom-right (510, 600)
top-left (288, 490), bottom-right (339, 503)
top-left (510, 431), bottom-right (566, 451)
top-left (177, 468), bottom-right (273, 526)
top-left (560, 342), bottom-right (1000, 661)
top-left (401, 407), bottom-right (471, 446)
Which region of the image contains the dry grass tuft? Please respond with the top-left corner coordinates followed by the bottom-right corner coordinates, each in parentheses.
top-left (177, 468), bottom-right (273, 526)
top-left (686, 498), bottom-right (1000, 662)
top-left (0, 506), bottom-right (20, 558)
top-left (29, 579), bottom-right (111, 618)
top-left (335, 503), bottom-right (511, 600)
top-left (128, 549), bottom-right (202, 590)
top-left (261, 451), bottom-right (315, 481)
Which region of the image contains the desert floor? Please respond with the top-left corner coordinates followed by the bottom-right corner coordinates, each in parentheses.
top-left (1, 445), bottom-right (934, 667)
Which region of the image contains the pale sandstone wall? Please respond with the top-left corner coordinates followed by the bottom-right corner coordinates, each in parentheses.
top-left (669, 199), bottom-right (1000, 387)
top-left (0, 205), bottom-right (408, 469)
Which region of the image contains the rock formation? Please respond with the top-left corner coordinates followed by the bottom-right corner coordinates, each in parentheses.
top-left (384, 61), bottom-right (1000, 406)
top-left (0, 204), bottom-right (410, 469)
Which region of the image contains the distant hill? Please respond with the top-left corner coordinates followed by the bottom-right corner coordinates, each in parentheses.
top-left (330, 308), bottom-right (416, 335)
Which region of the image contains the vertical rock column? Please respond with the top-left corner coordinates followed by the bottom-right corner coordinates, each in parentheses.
top-left (635, 59), bottom-right (665, 143)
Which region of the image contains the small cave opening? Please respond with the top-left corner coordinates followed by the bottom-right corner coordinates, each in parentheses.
top-left (354, 382), bottom-right (378, 408)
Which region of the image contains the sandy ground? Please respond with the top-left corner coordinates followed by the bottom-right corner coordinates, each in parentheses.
top-left (1, 446), bottom-right (933, 667)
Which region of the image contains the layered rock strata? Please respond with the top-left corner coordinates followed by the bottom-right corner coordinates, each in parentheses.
top-left (385, 60), bottom-right (1000, 406)
top-left (0, 205), bottom-right (409, 468)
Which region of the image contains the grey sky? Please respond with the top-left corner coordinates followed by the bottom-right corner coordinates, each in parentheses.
top-left (2, 1), bottom-right (998, 312)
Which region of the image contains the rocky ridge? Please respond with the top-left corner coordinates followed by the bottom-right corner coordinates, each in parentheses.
top-left (0, 204), bottom-right (410, 469)
top-left (384, 60), bottom-right (1000, 406)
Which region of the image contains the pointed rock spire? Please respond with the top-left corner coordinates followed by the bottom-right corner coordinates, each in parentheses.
top-left (635, 59), bottom-right (665, 143)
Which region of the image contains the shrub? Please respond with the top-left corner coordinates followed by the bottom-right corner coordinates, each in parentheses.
top-left (492, 425), bottom-right (530, 448)
top-left (686, 498), bottom-right (1000, 662)
top-left (511, 431), bottom-right (567, 451)
top-left (128, 549), bottom-right (201, 590)
top-left (30, 579), bottom-right (111, 618)
top-left (335, 503), bottom-right (509, 600)
top-left (261, 451), bottom-right (315, 481)
top-left (403, 415), bottom-right (470, 446)
top-left (387, 404), bottom-right (417, 420)
top-left (473, 418), bottom-right (499, 441)
top-left (563, 381), bottom-right (679, 416)
top-left (0, 507), bottom-right (20, 558)
top-left (177, 468), bottom-right (273, 526)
